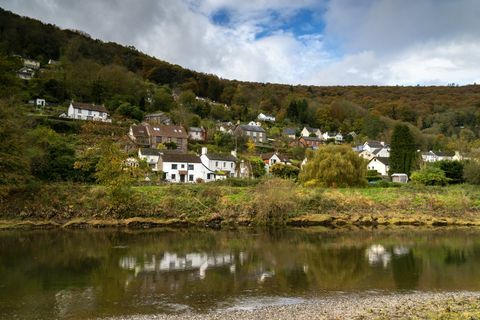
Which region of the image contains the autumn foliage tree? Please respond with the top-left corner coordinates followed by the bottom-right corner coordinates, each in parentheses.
top-left (299, 145), bottom-right (367, 187)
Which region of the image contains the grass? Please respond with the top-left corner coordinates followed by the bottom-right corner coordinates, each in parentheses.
top-left (1, 181), bottom-right (480, 228)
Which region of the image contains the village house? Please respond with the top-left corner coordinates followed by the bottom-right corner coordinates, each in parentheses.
top-left (129, 125), bottom-right (151, 147)
top-left (216, 122), bottom-right (235, 135)
top-left (143, 112), bottom-right (172, 125)
top-left (17, 67), bottom-right (35, 80)
top-left (159, 153), bottom-right (205, 183)
top-left (261, 152), bottom-right (291, 172)
top-left (188, 127), bottom-right (206, 141)
top-left (147, 124), bottom-right (188, 152)
top-left (129, 123), bottom-right (189, 152)
top-left (368, 157), bottom-right (390, 176)
top-left (421, 150), bottom-right (454, 162)
top-left (282, 128), bottom-right (296, 139)
top-left (301, 127), bottom-right (322, 138)
top-left (257, 113), bottom-right (276, 122)
top-left (67, 102), bottom-right (111, 122)
top-left (200, 147), bottom-right (237, 180)
top-left (362, 140), bottom-right (386, 153)
top-left (234, 124), bottom-right (267, 143)
top-left (23, 58), bottom-right (40, 69)
top-left (138, 148), bottom-right (162, 171)
top-left (298, 136), bottom-right (322, 149)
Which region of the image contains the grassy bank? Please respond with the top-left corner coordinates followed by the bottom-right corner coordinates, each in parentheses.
top-left (1, 181), bottom-right (480, 229)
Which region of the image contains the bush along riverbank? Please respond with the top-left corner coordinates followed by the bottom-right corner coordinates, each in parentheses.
top-left (1, 179), bottom-right (480, 229)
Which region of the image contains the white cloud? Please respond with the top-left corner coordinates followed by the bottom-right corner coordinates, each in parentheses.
top-left (1, 0), bottom-right (480, 85)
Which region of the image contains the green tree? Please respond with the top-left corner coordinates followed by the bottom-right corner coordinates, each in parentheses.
top-left (249, 157), bottom-right (266, 178)
top-left (151, 86), bottom-right (174, 112)
top-left (270, 163), bottom-right (300, 180)
top-left (463, 161), bottom-right (480, 185)
top-left (389, 124), bottom-right (418, 175)
top-left (299, 145), bottom-right (367, 187)
top-left (411, 166), bottom-right (449, 186)
top-left (434, 160), bottom-right (464, 184)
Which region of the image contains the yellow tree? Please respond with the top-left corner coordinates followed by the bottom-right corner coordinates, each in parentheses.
top-left (299, 145), bottom-right (367, 187)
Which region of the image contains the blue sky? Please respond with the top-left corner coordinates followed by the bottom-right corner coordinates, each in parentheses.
top-left (1, 0), bottom-right (480, 85)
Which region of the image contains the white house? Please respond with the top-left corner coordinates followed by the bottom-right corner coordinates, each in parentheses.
top-left (17, 67), bottom-right (35, 80)
top-left (421, 151), bottom-right (453, 162)
top-left (368, 157), bottom-right (390, 176)
top-left (322, 132), bottom-right (342, 141)
top-left (23, 58), bottom-right (40, 69)
top-left (261, 152), bottom-right (291, 172)
top-left (301, 127), bottom-right (322, 138)
top-left (248, 121), bottom-right (262, 127)
top-left (200, 147), bottom-right (237, 181)
top-left (67, 102), bottom-right (111, 122)
top-left (257, 113), bottom-right (276, 122)
top-left (363, 141), bottom-right (386, 153)
top-left (138, 148), bottom-right (162, 171)
top-left (335, 133), bottom-right (344, 143)
top-left (159, 153), bottom-right (206, 183)
top-left (188, 127), bottom-right (206, 141)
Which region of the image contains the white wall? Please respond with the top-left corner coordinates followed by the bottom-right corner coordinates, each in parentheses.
top-left (368, 158), bottom-right (389, 176)
top-left (67, 104), bottom-right (110, 122)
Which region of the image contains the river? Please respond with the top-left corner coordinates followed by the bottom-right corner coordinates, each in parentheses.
top-left (1, 227), bottom-right (480, 319)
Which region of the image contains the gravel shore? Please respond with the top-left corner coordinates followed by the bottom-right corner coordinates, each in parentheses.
top-left (103, 291), bottom-right (480, 320)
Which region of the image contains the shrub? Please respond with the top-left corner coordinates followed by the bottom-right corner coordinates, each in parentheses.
top-left (249, 157), bottom-right (266, 178)
top-left (411, 166), bottom-right (449, 186)
top-left (270, 163), bottom-right (300, 180)
top-left (253, 178), bottom-right (297, 225)
top-left (463, 161), bottom-right (480, 185)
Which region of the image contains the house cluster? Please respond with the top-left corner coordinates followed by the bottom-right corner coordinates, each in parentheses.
top-left (421, 150), bottom-right (455, 162)
top-left (355, 141), bottom-right (391, 176)
top-left (136, 147), bottom-right (240, 183)
top-left (16, 58), bottom-right (40, 80)
top-left (287, 126), bottom-right (350, 149)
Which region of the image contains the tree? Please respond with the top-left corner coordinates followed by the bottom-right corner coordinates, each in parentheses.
top-left (463, 161), bottom-right (480, 185)
top-left (299, 145), bottom-right (367, 187)
top-left (389, 124), bottom-right (418, 175)
top-left (411, 166), bottom-right (449, 186)
top-left (434, 160), bottom-right (464, 184)
top-left (249, 157), bottom-right (266, 178)
top-left (150, 86), bottom-right (174, 112)
top-left (246, 138), bottom-right (256, 153)
top-left (270, 163), bottom-right (300, 180)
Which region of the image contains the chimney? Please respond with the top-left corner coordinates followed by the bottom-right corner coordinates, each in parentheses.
top-left (231, 150), bottom-right (237, 158)
top-left (201, 147), bottom-right (208, 155)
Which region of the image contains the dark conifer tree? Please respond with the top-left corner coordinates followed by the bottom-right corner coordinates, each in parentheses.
top-left (389, 124), bottom-right (417, 175)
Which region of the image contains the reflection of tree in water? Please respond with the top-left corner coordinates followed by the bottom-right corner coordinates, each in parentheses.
top-left (391, 251), bottom-right (422, 290)
top-left (305, 247), bottom-right (369, 289)
top-left (444, 249), bottom-right (467, 265)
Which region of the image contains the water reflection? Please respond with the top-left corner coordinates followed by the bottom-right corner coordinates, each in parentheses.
top-left (1, 228), bottom-right (480, 319)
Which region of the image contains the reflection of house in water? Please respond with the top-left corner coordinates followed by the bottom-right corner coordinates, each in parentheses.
top-left (366, 245), bottom-right (410, 268)
top-left (119, 252), bottom-right (239, 279)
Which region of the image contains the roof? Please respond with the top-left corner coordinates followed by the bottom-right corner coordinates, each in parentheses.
top-left (301, 136), bottom-right (322, 142)
top-left (282, 128), bottom-right (296, 135)
top-left (71, 102), bottom-right (108, 113)
top-left (205, 153), bottom-right (237, 162)
top-left (365, 140), bottom-right (384, 149)
top-left (189, 127), bottom-right (204, 132)
top-left (161, 153), bottom-right (201, 163)
top-left (147, 124), bottom-right (188, 138)
top-left (144, 112), bottom-right (168, 117)
top-left (262, 152), bottom-right (290, 162)
top-left (371, 157), bottom-right (389, 166)
top-left (139, 148), bottom-right (161, 156)
top-left (304, 127), bottom-right (320, 132)
top-left (238, 125), bottom-right (265, 133)
top-left (131, 124), bottom-right (149, 137)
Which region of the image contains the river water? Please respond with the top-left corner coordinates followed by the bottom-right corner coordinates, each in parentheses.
top-left (1, 227), bottom-right (480, 319)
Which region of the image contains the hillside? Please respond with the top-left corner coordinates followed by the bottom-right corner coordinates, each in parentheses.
top-left (1, 7), bottom-right (479, 150)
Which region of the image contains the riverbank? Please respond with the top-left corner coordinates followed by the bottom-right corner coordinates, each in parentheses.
top-left (1, 182), bottom-right (479, 229)
top-left (103, 291), bottom-right (480, 319)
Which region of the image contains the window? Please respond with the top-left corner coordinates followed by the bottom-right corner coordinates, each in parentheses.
top-left (171, 174), bottom-right (176, 180)
top-left (88, 110), bottom-right (92, 115)
top-left (216, 161), bottom-right (218, 167)
top-left (181, 164), bottom-right (185, 169)
top-left (230, 163), bottom-right (233, 168)
top-left (188, 164), bottom-right (194, 170)
top-left (223, 162), bottom-right (226, 168)
top-left (78, 109), bottom-right (82, 114)
top-left (172, 164), bottom-right (177, 169)
top-left (207, 173), bottom-right (211, 180)
top-left (189, 175), bottom-right (194, 181)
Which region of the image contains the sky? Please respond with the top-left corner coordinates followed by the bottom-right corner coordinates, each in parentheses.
top-left (1, 0), bottom-right (480, 86)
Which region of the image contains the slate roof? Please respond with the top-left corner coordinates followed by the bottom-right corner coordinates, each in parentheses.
top-left (189, 127), bottom-right (204, 132)
top-left (304, 127), bottom-right (320, 132)
top-left (372, 157), bottom-right (389, 166)
top-left (205, 153), bottom-right (237, 162)
top-left (139, 148), bottom-right (161, 156)
top-left (282, 128), bottom-right (296, 135)
top-left (161, 153), bottom-right (201, 163)
top-left (237, 125), bottom-right (265, 133)
top-left (261, 152), bottom-right (290, 162)
top-left (365, 140), bottom-right (384, 149)
top-left (71, 102), bottom-right (108, 113)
